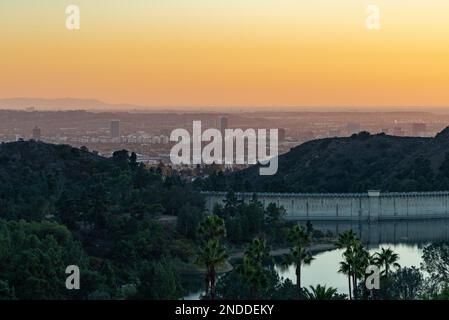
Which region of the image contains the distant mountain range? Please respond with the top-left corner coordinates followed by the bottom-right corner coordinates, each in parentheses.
top-left (2, 97), bottom-right (449, 113)
top-left (202, 128), bottom-right (449, 193)
top-left (0, 98), bottom-right (150, 111)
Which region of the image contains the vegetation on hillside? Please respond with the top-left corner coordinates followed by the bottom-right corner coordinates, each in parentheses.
top-left (0, 141), bottom-right (203, 299)
top-left (199, 129), bottom-right (449, 193)
top-left (0, 141), bottom-right (289, 299)
top-left (2, 140), bottom-right (449, 300)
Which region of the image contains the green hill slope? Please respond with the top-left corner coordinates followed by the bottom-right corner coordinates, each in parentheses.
top-left (0, 140), bottom-right (204, 299)
top-left (202, 129), bottom-right (449, 193)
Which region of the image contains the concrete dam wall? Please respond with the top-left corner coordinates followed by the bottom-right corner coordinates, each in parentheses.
top-left (203, 191), bottom-right (449, 221)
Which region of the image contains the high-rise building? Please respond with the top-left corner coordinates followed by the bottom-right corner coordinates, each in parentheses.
top-left (412, 123), bottom-right (426, 137)
top-left (32, 126), bottom-right (41, 140)
top-left (110, 120), bottom-right (120, 139)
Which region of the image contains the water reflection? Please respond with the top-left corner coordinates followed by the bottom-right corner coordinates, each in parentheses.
top-left (183, 219), bottom-right (449, 299)
top-left (310, 218), bottom-right (449, 246)
top-left (276, 244), bottom-right (424, 295)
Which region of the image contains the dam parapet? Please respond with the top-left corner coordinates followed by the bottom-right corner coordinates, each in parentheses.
top-left (202, 190), bottom-right (449, 221)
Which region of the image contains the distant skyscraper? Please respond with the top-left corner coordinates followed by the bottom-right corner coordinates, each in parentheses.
top-left (412, 123), bottom-right (426, 137)
top-left (32, 126), bottom-right (41, 140)
top-left (219, 116), bottom-right (228, 135)
top-left (110, 120), bottom-right (120, 139)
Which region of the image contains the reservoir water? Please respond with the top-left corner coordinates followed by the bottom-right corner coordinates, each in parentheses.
top-left (183, 219), bottom-right (449, 299)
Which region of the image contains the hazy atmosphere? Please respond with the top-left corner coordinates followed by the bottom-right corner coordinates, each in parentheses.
top-left (3, 0), bottom-right (449, 313)
top-left (1, 0), bottom-right (449, 108)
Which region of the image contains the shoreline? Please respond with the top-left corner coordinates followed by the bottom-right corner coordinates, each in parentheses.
top-left (228, 242), bottom-right (337, 260)
top-left (179, 241), bottom-right (338, 277)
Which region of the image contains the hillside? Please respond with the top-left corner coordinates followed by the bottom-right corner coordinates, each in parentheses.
top-left (0, 140), bottom-right (204, 299)
top-left (201, 129), bottom-right (449, 193)
top-left (0, 141), bottom-right (203, 219)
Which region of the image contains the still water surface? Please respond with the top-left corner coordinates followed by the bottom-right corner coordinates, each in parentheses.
top-left (184, 219), bottom-right (449, 299)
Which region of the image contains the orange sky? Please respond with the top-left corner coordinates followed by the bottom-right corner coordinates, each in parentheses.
top-left (1, 0), bottom-right (449, 108)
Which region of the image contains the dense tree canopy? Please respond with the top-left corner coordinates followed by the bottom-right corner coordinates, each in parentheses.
top-left (0, 141), bottom-right (204, 299)
top-left (199, 129), bottom-right (449, 193)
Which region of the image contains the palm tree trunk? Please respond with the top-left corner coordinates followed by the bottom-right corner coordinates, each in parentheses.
top-left (296, 265), bottom-right (302, 299)
top-left (348, 274), bottom-right (352, 300)
top-left (250, 285), bottom-right (258, 300)
top-left (210, 266), bottom-right (216, 300)
top-left (205, 268), bottom-right (210, 298)
top-left (352, 272), bottom-right (357, 300)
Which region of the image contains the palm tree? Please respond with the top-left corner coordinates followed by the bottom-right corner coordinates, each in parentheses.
top-left (337, 230), bottom-right (358, 299)
top-left (195, 239), bottom-right (228, 299)
top-left (303, 284), bottom-right (341, 300)
top-left (336, 230), bottom-right (357, 250)
top-left (352, 243), bottom-right (373, 299)
top-left (342, 245), bottom-right (358, 299)
top-left (374, 247), bottom-right (400, 279)
top-left (240, 238), bottom-right (272, 299)
top-left (283, 224), bottom-right (313, 298)
top-left (245, 238), bottom-right (271, 265)
top-left (336, 230), bottom-right (374, 299)
top-left (338, 261), bottom-right (352, 300)
top-left (197, 215), bottom-right (226, 241)
top-left (196, 215), bottom-right (228, 299)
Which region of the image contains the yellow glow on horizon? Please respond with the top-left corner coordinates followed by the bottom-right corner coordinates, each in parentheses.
top-left (1, 0), bottom-right (449, 107)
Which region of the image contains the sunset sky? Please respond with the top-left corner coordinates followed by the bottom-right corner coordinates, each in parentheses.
top-left (1, 0), bottom-right (449, 108)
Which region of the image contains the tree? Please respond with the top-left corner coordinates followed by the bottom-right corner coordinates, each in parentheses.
top-left (283, 224), bottom-right (313, 298)
top-left (336, 230), bottom-right (357, 250)
top-left (176, 204), bottom-right (204, 239)
top-left (222, 191), bottom-right (241, 217)
top-left (196, 215), bottom-right (228, 299)
top-left (134, 260), bottom-right (182, 300)
top-left (421, 242), bottom-right (449, 290)
top-left (428, 284), bottom-right (449, 300)
top-left (352, 243), bottom-right (373, 299)
top-left (374, 247), bottom-right (400, 279)
top-left (242, 195), bottom-right (265, 237)
top-left (337, 230), bottom-right (371, 300)
top-left (0, 280), bottom-right (15, 300)
top-left (338, 261), bottom-right (352, 300)
top-left (265, 203), bottom-right (285, 226)
top-left (264, 203), bottom-right (286, 243)
top-left (0, 219), bottom-right (100, 299)
top-left (129, 152), bottom-right (138, 169)
top-left (336, 230), bottom-right (358, 300)
top-left (195, 239), bottom-right (228, 299)
top-left (239, 238), bottom-right (272, 299)
top-left (215, 266), bottom-right (295, 300)
top-left (303, 284), bottom-right (346, 300)
top-left (0, 141), bottom-right (210, 300)
top-left (112, 149), bottom-right (129, 164)
top-left (197, 215), bottom-right (226, 241)
top-left (388, 267), bottom-right (423, 300)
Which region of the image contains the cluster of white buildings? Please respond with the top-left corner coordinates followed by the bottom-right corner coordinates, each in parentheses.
top-left (43, 134), bottom-right (171, 145)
